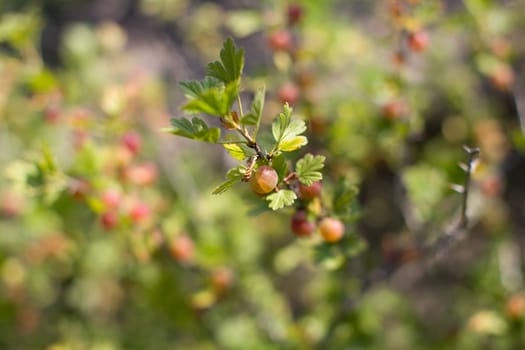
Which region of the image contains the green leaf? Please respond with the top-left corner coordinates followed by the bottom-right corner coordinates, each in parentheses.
top-left (272, 104), bottom-right (293, 142)
top-left (279, 135), bottom-right (307, 152)
top-left (242, 87), bottom-right (265, 137)
top-left (212, 166), bottom-right (246, 194)
top-left (271, 104), bottom-right (307, 152)
top-left (266, 190), bottom-right (297, 210)
top-left (271, 153), bottom-right (288, 182)
top-left (182, 81), bottom-right (237, 117)
top-left (296, 154), bottom-right (325, 186)
top-left (179, 77), bottom-right (222, 99)
top-left (163, 117), bottom-right (221, 143)
top-left (206, 37), bottom-right (244, 84)
top-left (314, 244), bottom-right (345, 270)
top-left (223, 143), bottom-right (254, 160)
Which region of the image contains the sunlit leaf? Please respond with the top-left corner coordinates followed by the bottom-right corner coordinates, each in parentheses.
top-left (212, 166), bottom-right (246, 194)
top-left (164, 117), bottom-right (221, 143)
top-left (266, 190), bottom-right (296, 210)
top-left (206, 37), bottom-right (244, 84)
top-left (296, 154), bottom-right (325, 186)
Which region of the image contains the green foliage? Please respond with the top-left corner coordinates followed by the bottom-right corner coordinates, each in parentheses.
top-left (212, 166), bottom-right (246, 194)
top-left (206, 37), bottom-right (244, 85)
top-left (266, 189), bottom-right (297, 210)
top-left (163, 117), bottom-right (221, 143)
top-left (296, 153), bottom-right (325, 186)
top-left (271, 103), bottom-right (307, 153)
top-left (1, 2), bottom-right (524, 349)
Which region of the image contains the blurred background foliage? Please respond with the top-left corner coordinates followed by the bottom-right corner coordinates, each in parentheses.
top-left (1, 0), bottom-right (525, 349)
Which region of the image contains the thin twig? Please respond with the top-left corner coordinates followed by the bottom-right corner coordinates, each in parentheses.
top-left (459, 145), bottom-right (480, 228)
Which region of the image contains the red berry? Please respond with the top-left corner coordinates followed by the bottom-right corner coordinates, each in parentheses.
top-left (121, 131), bottom-right (142, 155)
top-left (0, 191), bottom-right (25, 218)
top-left (44, 105), bottom-right (61, 124)
top-left (101, 211), bottom-right (119, 230)
top-left (319, 217), bottom-right (344, 242)
top-left (125, 162), bottom-right (157, 186)
top-left (506, 293), bottom-right (525, 319)
top-left (100, 189), bottom-right (121, 209)
top-left (129, 201), bottom-right (150, 223)
top-left (490, 64), bottom-right (514, 91)
top-left (278, 82), bottom-right (300, 106)
top-left (250, 165), bottom-right (278, 195)
top-left (287, 4), bottom-right (304, 25)
top-left (407, 31), bottom-right (430, 53)
top-left (298, 181), bottom-right (322, 200)
top-left (211, 267), bottom-right (234, 293)
top-left (268, 30), bottom-right (293, 52)
top-left (170, 235), bottom-right (194, 263)
top-left (382, 100), bottom-right (408, 120)
top-left (291, 211), bottom-right (316, 237)
top-left (68, 178), bottom-right (91, 200)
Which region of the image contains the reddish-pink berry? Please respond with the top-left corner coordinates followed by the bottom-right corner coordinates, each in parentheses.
top-left (121, 131), bottom-right (142, 155)
top-left (101, 211), bottom-right (119, 230)
top-left (170, 235), bottom-right (194, 263)
top-left (100, 189), bottom-right (121, 209)
top-left (268, 30), bottom-right (293, 52)
top-left (407, 31), bottom-right (430, 53)
top-left (278, 82), bottom-right (300, 106)
top-left (129, 201), bottom-right (150, 223)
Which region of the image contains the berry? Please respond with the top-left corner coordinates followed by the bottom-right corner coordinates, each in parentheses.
top-left (250, 165), bottom-right (278, 195)
top-left (268, 30), bottom-right (293, 52)
top-left (211, 267), bottom-right (234, 293)
top-left (407, 31), bottom-right (430, 53)
top-left (291, 211), bottom-right (316, 237)
top-left (121, 131), bottom-right (142, 155)
top-left (278, 82), bottom-right (300, 106)
top-left (101, 211), bottom-right (119, 230)
top-left (319, 217), bottom-right (345, 242)
top-left (129, 201), bottom-right (150, 223)
top-left (298, 181), bottom-right (322, 200)
top-left (125, 162), bottom-right (157, 186)
top-left (68, 178), bottom-right (91, 200)
top-left (506, 293), bottom-right (525, 320)
top-left (170, 235), bottom-right (194, 263)
top-left (287, 4), bottom-right (304, 26)
top-left (100, 189), bottom-right (121, 210)
top-left (43, 105), bottom-right (61, 124)
top-left (382, 100), bottom-right (408, 120)
top-left (490, 64), bottom-right (514, 91)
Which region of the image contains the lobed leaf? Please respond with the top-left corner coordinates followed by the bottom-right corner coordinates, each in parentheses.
top-left (212, 166), bottom-right (246, 194)
top-left (243, 87), bottom-right (265, 140)
top-left (164, 117), bottom-right (221, 143)
top-left (206, 37), bottom-right (244, 84)
top-left (266, 190), bottom-right (297, 210)
top-left (296, 153), bottom-right (325, 186)
top-left (271, 104), bottom-right (307, 152)
top-left (182, 82), bottom-right (238, 117)
top-left (223, 143), bottom-right (254, 160)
